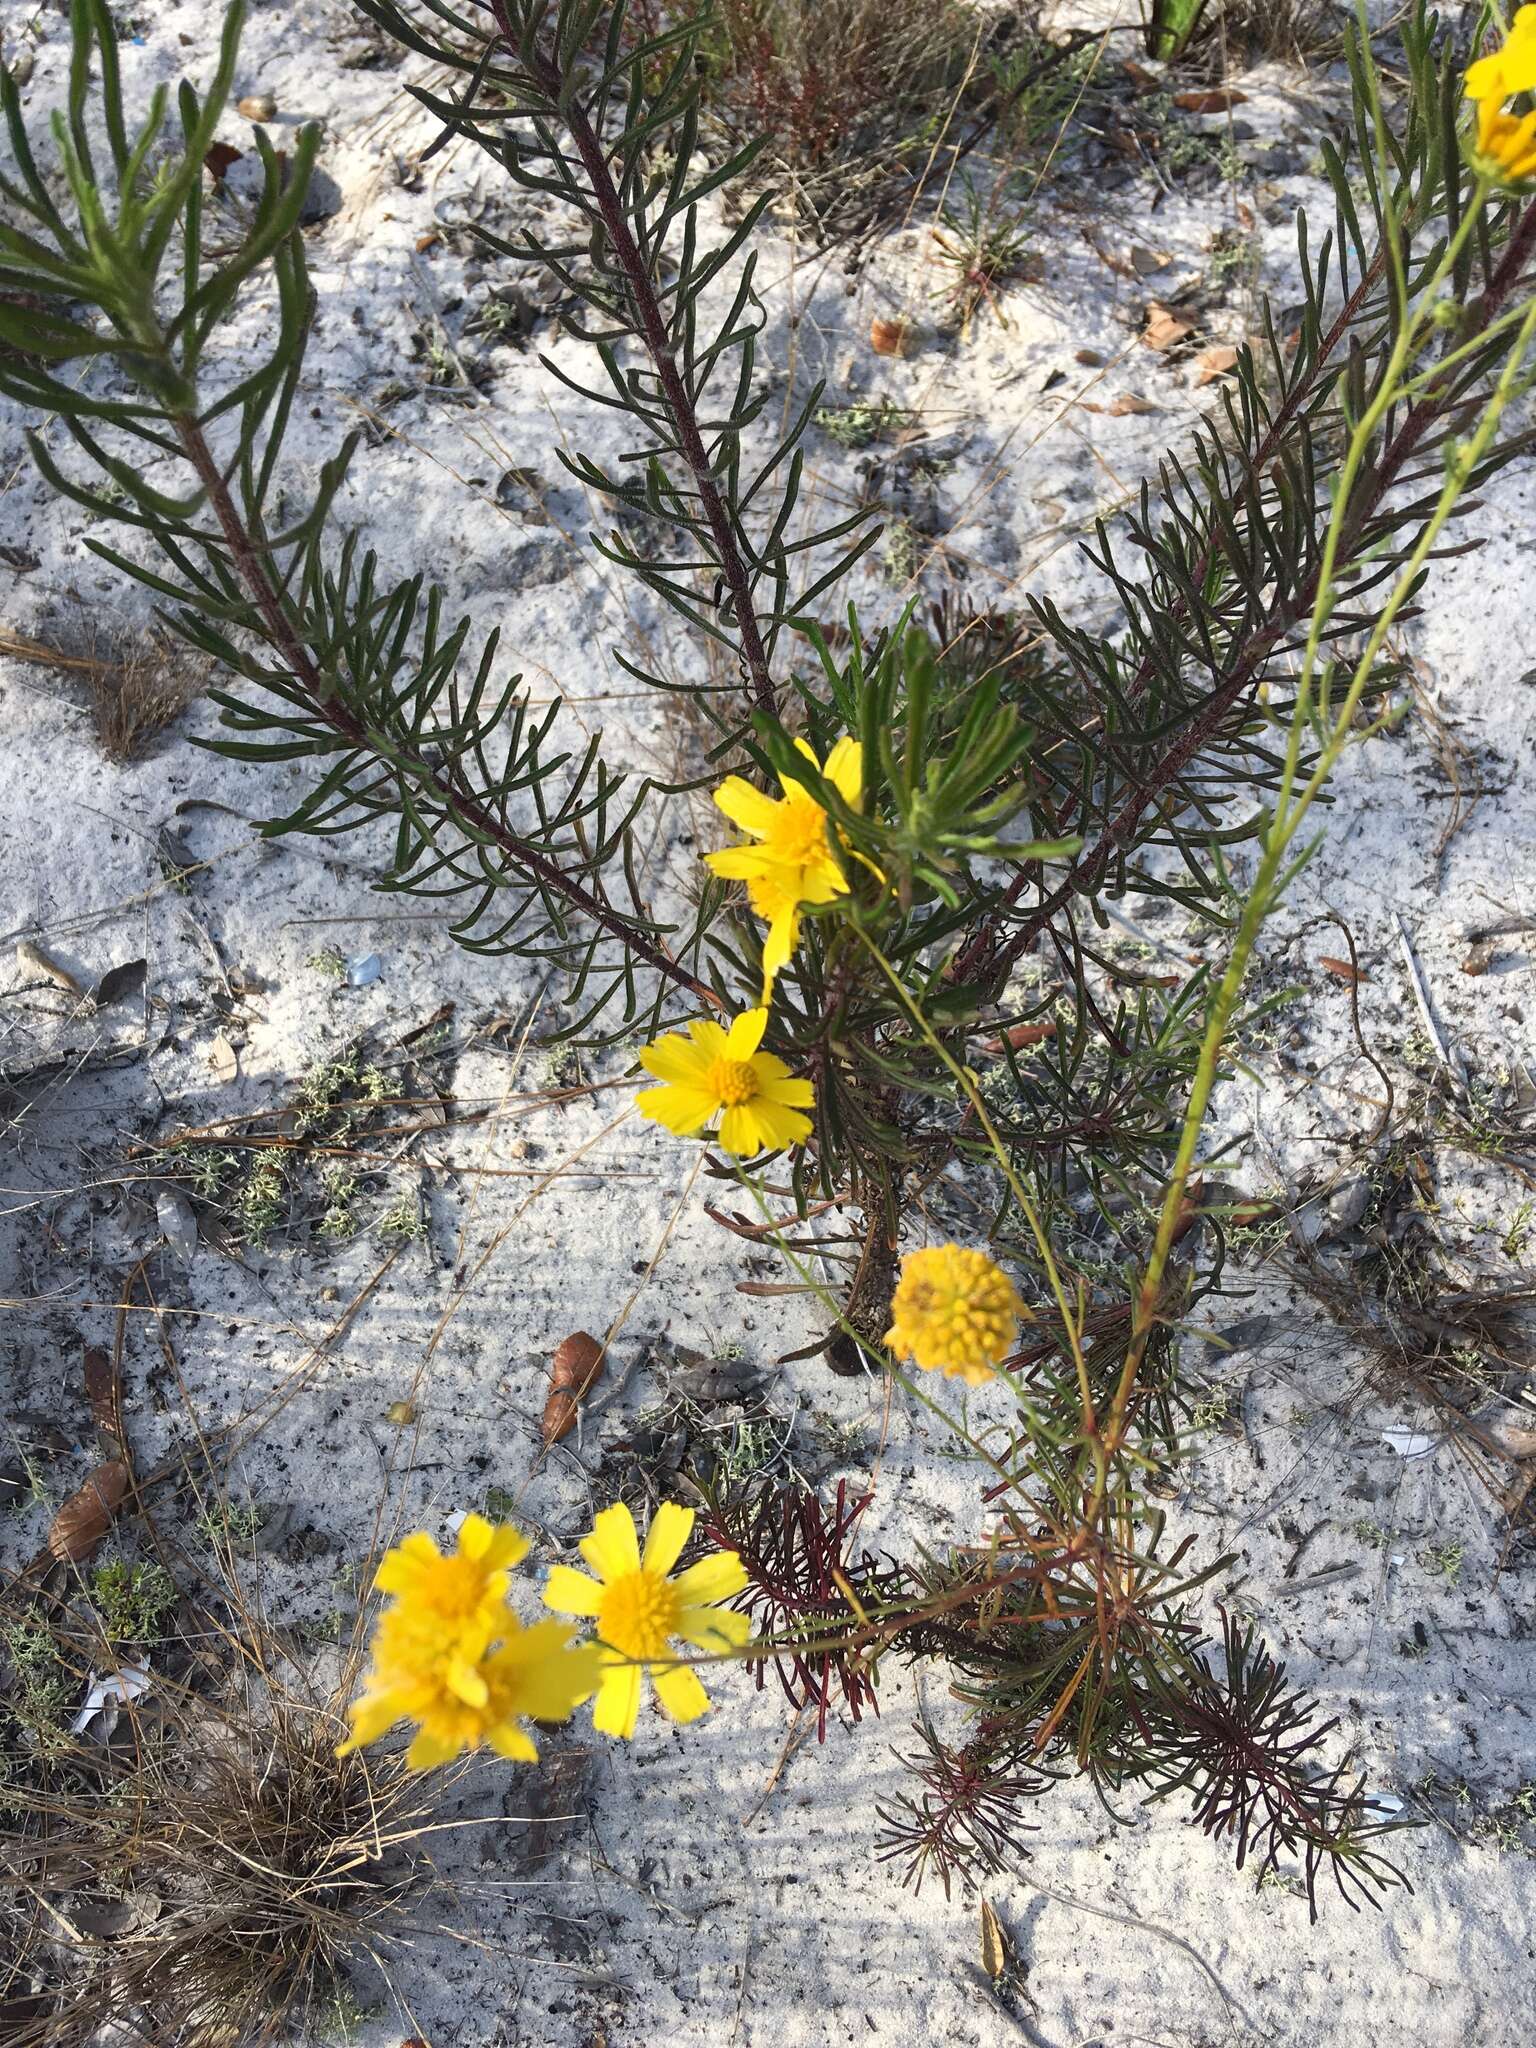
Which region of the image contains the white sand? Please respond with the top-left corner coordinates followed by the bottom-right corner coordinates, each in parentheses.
top-left (2, 2), bottom-right (1533, 2042)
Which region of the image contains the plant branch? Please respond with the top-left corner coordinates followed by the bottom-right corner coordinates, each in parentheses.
top-left (170, 415), bottom-right (720, 1009)
top-left (963, 193), bottom-right (1536, 990)
top-left (499, 2), bottom-right (779, 719)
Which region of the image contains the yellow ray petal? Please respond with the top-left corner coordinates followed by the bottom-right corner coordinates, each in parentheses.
top-left (641, 1501), bottom-right (694, 1575)
top-left (542, 1564), bottom-right (606, 1617)
top-left (406, 1726), bottom-right (462, 1770)
top-left (685, 1016), bottom-right (731, 1059)
top-left (579, 1502), bottom-right (640, 1583)
top-left (639, 1033), bottom-right (710, 1085)
top-left (485, 1721), bottom-right (539, 1763)
top-left (713, 774), bottom-right (780, 837)
top-left (638, 1084), bottom-right (718, 1137)
top-left (823, 735), bottom-right (863, 807)
top-left (716, 1104), bottom-right (765, 1157)
top-left (677, 1603), bottom-right (754, 1653)
top-left (652, 1661), bottom-right (710, 1724)
top-left (724, 1007), bottom-right (768, 1059)
top-left (591, 1658), bottom-right (643, 1739)
top-left (672, 1551), bottom-right (748, 1607)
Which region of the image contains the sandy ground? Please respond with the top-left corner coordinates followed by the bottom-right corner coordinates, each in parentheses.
top-left (2, 2), bottom-right (1535, 2043)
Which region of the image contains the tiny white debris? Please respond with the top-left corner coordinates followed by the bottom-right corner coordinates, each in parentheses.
top-left (71, 1661), bottom-right (152, 1737)
top-left (1381, 1427), bottom-right (1437, 1458)
top-left (345, 951), bottom-right (383, 987)
top-left (156, 1186), bottom-right (199, 1261)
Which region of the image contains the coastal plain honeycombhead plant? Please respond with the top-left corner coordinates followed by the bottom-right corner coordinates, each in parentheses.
top-left (4, 0), bottom-right (1536, 1955)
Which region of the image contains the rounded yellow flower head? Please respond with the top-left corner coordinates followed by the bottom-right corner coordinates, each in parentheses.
top-left (705, 735), bottom-right (863, 998)
top-left (637, 1006), bottom-right (814, 1156)
top-left (340, 1514), bottom-right (600, 1769)
top-left (544, 1501), bottom-right (751, 1738)
top-left (884, 1244), bottom-right (1025, 1387)
top-left (1465, 5), bottom-right (1536, 103)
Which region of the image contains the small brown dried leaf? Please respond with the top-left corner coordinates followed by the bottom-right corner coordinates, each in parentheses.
top-left (1091, 392), bottom-right (1160, 416)
top-left (1318, 954), bottom-right (1367, 984)
top-left (48, 1461), bottom-right (130, 1563)
top-left (204, 141), bottom-right (243, 182)
top-left (542, 1332), bottom-right (605, 1445)
top-left (869, 315), bottom-right (914, 358)
top-left (210, 1032), bottom-right (239, 1083)
top-left (1142, 302), bottom-right (1195, 352)
top-left (83, 1344), bottom-right (123, 1448)
top-left (979, 1898), bottom-right (1009, 1979)
top-left (1194, 344), bottom-right (1241, 386)
top-left (980, 1019), bottom-right (1058, 1053)
top-left (1173, 87), bottom-right (1249, 113)
top-left (16, 938), bottom-right (86, 1000)
top-left (1461, 939), bottom-right (1497, 976)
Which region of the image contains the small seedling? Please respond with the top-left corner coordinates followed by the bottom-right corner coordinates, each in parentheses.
top-left (1419, 1540), bottom-right (1465, 1585)
top-left (197, 1500), bottom-right (267, 1550)
top-left (90, 1559), bottom-right (178, 1646)
top-left (814, 398), bottom-right (917, 450)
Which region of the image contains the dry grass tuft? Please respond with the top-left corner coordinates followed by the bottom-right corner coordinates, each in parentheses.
top-left (0, 624), bottom-right (207, 762)
top-left (0, 1559), bottom-right (453, 2047)
top-left (631, 0), bottom-right (986, 231)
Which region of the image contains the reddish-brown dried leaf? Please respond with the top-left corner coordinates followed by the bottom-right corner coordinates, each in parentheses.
top-left (980, 1020), bottom-right (1058, 1053)
top-left (542, 1332), bottom-right (605, 1446)
top-left (204, 142), bottom-right (242, 181)
top-left (83, 1343), bottom-right (122, 1447)
top-left (48, 1461), bottom-right (130, 1563)
top-left (1173, 88), bottom-right (1249, 113)
top-left (869, 315), bottom-right (913, 358)
top-left (1169, 1178), bottom-right (1207, 1245)
top-left (1318, 955), bottom-right (1368, 984)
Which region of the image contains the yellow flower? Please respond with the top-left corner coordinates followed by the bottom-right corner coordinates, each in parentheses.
top-left (1465, 5), bottom-right (1536, 102)
top-left (1475, 93), bottom-right (1536, 179)
top-left (543, 1501), bottom-right (751, 1739)
top-left (339, 1514), bottom-right (600, 1769)
top-left (884, 1243), bottom-right (1026, 1387)
top-left (637, 1006), bottom-right (814, 1156)
top-left (705, 735), bottom-right (863, 997)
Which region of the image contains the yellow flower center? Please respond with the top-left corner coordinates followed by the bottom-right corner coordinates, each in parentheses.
top-left (707, 1055), bottom-right (761, 1107)
top-left (598, 1568), bottom-right (681, 1661)
top-left (766, 796), bottom-right (831, 871)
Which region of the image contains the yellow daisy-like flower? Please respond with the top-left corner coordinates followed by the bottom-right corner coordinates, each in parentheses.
top-left (884, 1243), bottom-right (1026, 1387)
top-left (543, 1501), bottom-right (751, 1739)
top-left (1465, 5), bottom-right (1536, 102)
top-left (339, 1514), bottom-right (601, 1769)
top-left (637, 1006), bottom-right (814, 1156)
top-left (705, 735), bottom-right (863, 998)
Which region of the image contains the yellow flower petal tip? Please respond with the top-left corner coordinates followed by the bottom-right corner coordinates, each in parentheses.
top-left (637, 1008), bottom-right (813, 1157)
top-left (884, 1243), bottom-right (1026, 1387)
top-left (705, 736), bottom-right (863, 988)
top-left (1465, 9), bottom-right (1536, 183)
top-left (1465, 5), bottom-right (1536, 103)
top-left (544, 1500), bottom-right (748, 1740)
top-left (341, 1517), bottom-right (592, 1769)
